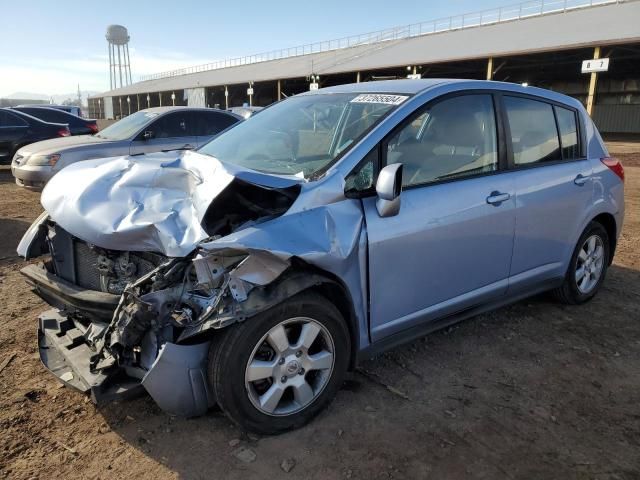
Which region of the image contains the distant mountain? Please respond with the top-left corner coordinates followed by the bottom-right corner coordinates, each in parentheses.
top-left (5, 90), bottom-right (101, 107)
top-left (5, 92), bottom-right (49, 100)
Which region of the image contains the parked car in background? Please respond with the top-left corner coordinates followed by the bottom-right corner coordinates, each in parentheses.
top-left (0, 108), bottom-right (70, 164)
top-left (11, 106), bottom-right (241, 191)
top-left (17, 80), bottom-right (624, 434)
top-left (227, 105), bottom-right (264, 119)
top-left (18, 104), bottom-right (82, 117)
top-left (12, 107), bottom-right (98, 136)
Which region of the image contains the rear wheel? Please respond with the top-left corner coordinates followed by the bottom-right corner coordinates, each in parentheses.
top-left (208, 292), bottom-right (350, 434)
top-left (553, 221), bottom-right (610, 304)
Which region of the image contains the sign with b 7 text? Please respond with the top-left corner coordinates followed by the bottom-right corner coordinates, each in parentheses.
top-left (581, 58), bottom-right (609, 74)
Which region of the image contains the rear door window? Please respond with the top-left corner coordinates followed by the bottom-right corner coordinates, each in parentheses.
top-left (23, 108), bottom-right (75, 125)
top-left (555, 106), bottom-right (580, 159)
top-left (504, 96), bottom-right (561, 166)
top-left (0, 110), bottom-right (28, 127)
top-left (191, 111), bottom-right (239, 136)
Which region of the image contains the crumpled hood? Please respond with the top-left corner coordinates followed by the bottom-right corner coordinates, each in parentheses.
top-left (18, 134), bottom-right (109, 157)
top-left (41, 150), bottom-right (304, 257)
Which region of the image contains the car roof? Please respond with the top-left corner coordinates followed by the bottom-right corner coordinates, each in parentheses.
top-left (141, 106), bottom-right (232, 114)
top-left (302, 78), bottom-right (583, 109)
top-left (137, 106), bottom-right (243, 121)
top-left (303, 79), bottom-right (461, 95)
top-left (13, 106), bottom-right (76, 115)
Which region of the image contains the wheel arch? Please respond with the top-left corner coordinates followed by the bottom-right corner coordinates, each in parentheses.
top-left (304, 278), bottom-right (359, 370)
top-left (591, 212), bottom-right (617, 264)
top-left (194, 264), bottom-right (361, 370)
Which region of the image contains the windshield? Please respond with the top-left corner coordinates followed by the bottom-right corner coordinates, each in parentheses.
top-left (97, 111), bottom-right (159, 140)
top-left (199, 93), bottom-right (408, 178)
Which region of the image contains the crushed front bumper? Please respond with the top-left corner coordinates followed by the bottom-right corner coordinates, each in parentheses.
top-left (38, 308), bottom-right (215, 416)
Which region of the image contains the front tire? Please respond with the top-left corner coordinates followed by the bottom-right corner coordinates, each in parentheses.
top-left (553, 221), bottom-right (610, 305)
top-left (208, 292), bottom-right (350, 434)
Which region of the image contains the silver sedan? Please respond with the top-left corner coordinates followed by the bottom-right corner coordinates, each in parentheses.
top-left (11, 106), bottom-right (241, 191)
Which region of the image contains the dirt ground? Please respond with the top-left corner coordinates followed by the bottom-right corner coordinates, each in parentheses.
top-left (0, 147), bottom-right (639, 480)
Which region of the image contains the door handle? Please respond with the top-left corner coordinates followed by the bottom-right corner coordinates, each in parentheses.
top-left (486, 191), bottom-right (510, 206)
top-left (574, 174), bottom-right (589, 186)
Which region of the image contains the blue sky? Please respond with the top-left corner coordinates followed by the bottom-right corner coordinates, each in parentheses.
top-left (0, 0), bottom-right (507, 97)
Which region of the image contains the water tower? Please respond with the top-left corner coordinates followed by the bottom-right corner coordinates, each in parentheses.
top-left (106, 25), bottom-right (132, 90)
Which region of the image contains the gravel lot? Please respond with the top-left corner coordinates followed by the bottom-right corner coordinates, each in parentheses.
top-left (0, 147), bottom-right (639, 480)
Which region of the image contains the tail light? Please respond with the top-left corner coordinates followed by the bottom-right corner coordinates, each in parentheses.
top-left (57, 127), bottom-right (71, 137)
top-left (601, 157), bottom-right (624, 182)
top-left (88, 122), bottom-right (99, 134)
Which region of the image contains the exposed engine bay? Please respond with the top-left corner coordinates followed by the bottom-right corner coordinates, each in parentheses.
top-left (21, 174), bottom-right (304, 415)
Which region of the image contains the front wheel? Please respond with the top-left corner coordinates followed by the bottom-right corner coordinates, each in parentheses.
top-left (208, 292), bottom-right (350, 434)
top-left (553, 221), bottom-right (610, 304)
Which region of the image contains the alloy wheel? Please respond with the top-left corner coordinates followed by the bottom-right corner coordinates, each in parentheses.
top-left (575, 234), bottom-right (605, 294)
top-left (244, 317), bottom-right (335, 416)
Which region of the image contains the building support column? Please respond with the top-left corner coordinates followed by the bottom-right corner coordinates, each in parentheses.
top-left (356, 71), bottom-right (361, 83)
top-left (486, 57), bottom-right (493, 80)
top-left (224, 86), bottom-right (229, 109)
top-left (586, 46), bottom-right (601, 117)
top-left (277, 79), bottom-right (282, 101)
top-left (159, 92), bottom-right (162, 107)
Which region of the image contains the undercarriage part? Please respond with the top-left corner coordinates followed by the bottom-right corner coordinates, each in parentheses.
top-left (38, 309), bottom-right (143, 403)
top-left (141, 341), bottom-right (214, 417)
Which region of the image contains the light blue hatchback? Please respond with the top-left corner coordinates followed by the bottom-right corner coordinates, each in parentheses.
top-left (19, 79), bottom-right (625, 434)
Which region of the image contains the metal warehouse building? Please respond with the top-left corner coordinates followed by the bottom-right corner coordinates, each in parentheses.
top-left (89, 0), bottom-right (640, 134)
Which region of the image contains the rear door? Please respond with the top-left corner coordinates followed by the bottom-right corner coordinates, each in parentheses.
top-left (359, 93), bottom-right (516, 341)
top-left (502, 95), bottom-right (593, 290)
top-left (194, 110), bottom-right (240, 146)
top-left (0, 110), bottom-right (29, 162)
top-left (129, 111), bottom-right (198, 154)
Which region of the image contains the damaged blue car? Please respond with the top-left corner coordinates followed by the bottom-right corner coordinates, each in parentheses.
top-left (18, 79), bottom-right (624, 434)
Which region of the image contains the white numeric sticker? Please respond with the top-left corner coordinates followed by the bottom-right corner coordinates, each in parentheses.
top-left (350, 94), bottom-right (409, 105)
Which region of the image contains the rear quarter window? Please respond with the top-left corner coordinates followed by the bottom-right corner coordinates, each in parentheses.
top-left (555, 106), bottom-right (580, 159)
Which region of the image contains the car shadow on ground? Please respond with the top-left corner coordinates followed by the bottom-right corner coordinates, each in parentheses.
top-left (0, 166), bottom-right (16, 184)
top-left (95, 263), bottom-right (640, 479)
top-left (0, 217), bottom-right (31, 263)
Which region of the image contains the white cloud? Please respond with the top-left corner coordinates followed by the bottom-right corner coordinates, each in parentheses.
top-left (0, 50), bottom-right (210, 97)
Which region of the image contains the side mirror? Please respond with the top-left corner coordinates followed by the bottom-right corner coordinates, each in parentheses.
top-left (142, 130), bottom-right (155, 140)
top-left (375, 163), bottom-right (403, 217)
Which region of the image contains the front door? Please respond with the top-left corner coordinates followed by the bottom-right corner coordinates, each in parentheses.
top-left (361, 94), bottom-right (516, 341)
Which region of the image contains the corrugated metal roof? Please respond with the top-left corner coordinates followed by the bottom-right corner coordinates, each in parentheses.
top-left (91, 0), bottom-right (640, 99)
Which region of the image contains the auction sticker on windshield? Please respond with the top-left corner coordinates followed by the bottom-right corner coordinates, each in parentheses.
top-left (350, 94), bottom-right (409, 105)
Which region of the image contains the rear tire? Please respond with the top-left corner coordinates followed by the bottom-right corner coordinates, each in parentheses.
top-left (553, 221), bottom-right (610, 305)
top-left (208, 292), bottom-right (350, 434)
